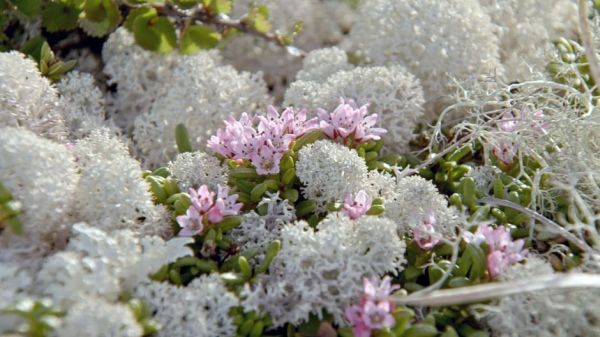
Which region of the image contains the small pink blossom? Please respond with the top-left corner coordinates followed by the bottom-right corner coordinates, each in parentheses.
top-left (250, 143), bottom-right (283, 175)
top-left (363, 301), bottom-right (396, 330)
top-left (317, 98), bottom-right (387, 144)
top-left (341, 190), bottom-right (372, 220)
top-left (363, 276), bottom-right (399, 302)
top-left (413, 214), bottom-right (440, 250)
top-left (345, 276), bottom-right (398, 337)
top-left (464, 224), bottom-right (528, 278)
top-left (176, 207), bottom-right (204, 237)
top-left (177, 184), bottom-right (242, 237)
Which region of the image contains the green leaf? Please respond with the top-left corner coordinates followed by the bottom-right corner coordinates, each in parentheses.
top-left (246, 5), bottom-right (271, 33)
top-left (42, 1), bottom-right (81, 32)
top-left (79, 0), bottom-right (121, 37)
top-left (124, 6), bottom-right (152, 31)
top-left (11, 0), bottom-right (42, 18)
top-left (209, 0), bottom-right (230, 14)
top-left (83, 0), bottom-right (106, 22)
top-left (180, 24), bottom-right (220, 54)
top-left (21, 36), bottom-right (46, 61)
top-left (172, 0), bottom-right (198, 9)
top-left (132, 9), bottom-right (176, 53)
top-left (152, 16), bottom-right (177, 53)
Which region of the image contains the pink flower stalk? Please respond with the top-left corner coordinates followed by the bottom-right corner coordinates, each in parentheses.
top-left (345, 276), bottom-right (399, 337)
top-left (413, 214), bottom-right (440, 250)
top-left (177, 184), bottom-right (242, 237)
top-left (317, 98), bottom-right (387, 144)
top-left (341, 190), bottom-right (372, 220)
top-left (464, 224), bottom-right (528, 278)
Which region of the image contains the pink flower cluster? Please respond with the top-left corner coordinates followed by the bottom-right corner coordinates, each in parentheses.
top-left (413, 214), bottom-right (440, 250)
top-left (464, 224), bottom-right (528, 278)
top-left (317, 98), bottom-right (386, 144)
top-left (345, 276), bottom-right (398, 337)
top-left (208, 99), bottom-right (386, 175)
top-left (208, 106), bottom-right (317, 175)
top-left (341, 190), bottom-right (372, 220)
top-left (176, 184), bottom-right (243, 237)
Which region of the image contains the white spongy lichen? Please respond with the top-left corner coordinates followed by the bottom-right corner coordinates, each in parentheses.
top-left (285, 62), bottom-right (425, 152)
top-left (241, 214), bottom-right (405, 326)
top-left (134, 274), bottom-right (239, 337)
top-left (72, 128), bottom-right (168, 235)
top-left (229, 192), bottom-right (295, 264)
top-left (36, 222), bottom-right (192, 307)
top-left (294, 47), bottom-right (353, 83)
top-left (0, 127), bottom-right (77, 242)
top-left (133, 52), bottom-right (270, 168)
top-left (57, 71), bottom-right (117, 140)
top-left (384, 175), bottom-right (459, 236)
top-left (102, 28), bottom-right (181, 131)
top-left (167, 151), bottom-right (228, 191)
top-left (0, 51), bottom-right (66, 141)
top-left (346, 0), bottom-right (501, 114)
top-left (479, 0), bottom-right (578, 82)
top-left (296, 140), bottom-right (368, 210)
top-left (52, 297), bottom-right (143, 337)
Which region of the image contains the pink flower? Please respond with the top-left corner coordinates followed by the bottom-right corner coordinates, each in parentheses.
top-left (176, 207), bottom-right (204, 237)
top-left (189, 186), bottom-right (214, 213)
top-left (363, 301), bottom-right (396, 330)
top-left (177, 184), bottom-right (242, 236)
top-left (207, 198), bottom-right (226, 224)
top-left (317, 98), bottom-right (387, 144)
top-left (250, 143), bottom-right (283, 175)
top-left (363, 276), bottom-right (399, 302)
top-left (345, 305), bottom-right (371, 337)
top-left (341, 190), bottom-right (372, 220)
top-left (345, 276), bottom-right (398, 337)
top-left (464, 224), bottom-right (528, 278)
top-left (413, 214), bottom-right (440, 250)
top-left (216, 185), bottom-right (243, 216)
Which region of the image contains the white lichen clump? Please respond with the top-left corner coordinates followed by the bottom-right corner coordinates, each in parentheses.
top-left (384, 176), bottom-right (459, 236)
top-left (230, 193), bottom-right (295, 263)
top-left (133, 52), bottom-right (270, 168)
top-left (296, 140), bottom-right (368, 209)
top-left (242, 214), bottom-right (405, 326)
top-left (346, 0), bottom-right (501, 113)
top-left (167, 151), bottom-right (228, 191)
top-left (0, 127), bottom-right (77, 244)
top-left (0, 51), bottom-right (66, 141)
top-left (479, 0), bottom-right (578, 81)
top-left (36, 222), bottom-right (192, 307)
top-left (102, 28), bottom-right (181, 130)
top-left (135, 274), bottom-right (239, 337)
top-left (53, 297), bottom-right (144, 337)
top-left (57, 71), bottom-right (116, 140)
top-left (285, 52), bottom-right (425, 152)
top-left (72, 129), bottom-right (171, 236)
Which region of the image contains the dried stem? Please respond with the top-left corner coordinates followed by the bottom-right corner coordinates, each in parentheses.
top-left (578, 0), bottom-right (600, 90)
top-left (394, 273), bottom-right (600, 306)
